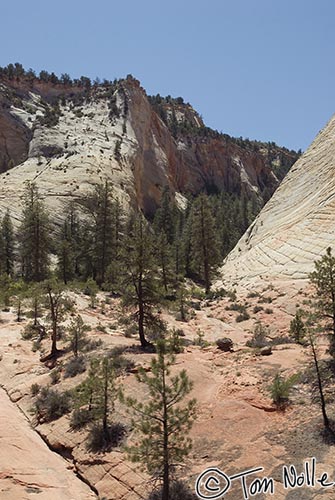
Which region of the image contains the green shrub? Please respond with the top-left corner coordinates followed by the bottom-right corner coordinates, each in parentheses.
top-left (236, 311), bottom-right (250, 322)
top-left (31, 340), bottom-right (41, 352)
top-left (124, 323), bottom-right (138, 338)
top-left (50, 368), bottom-right (61, 385)
top-left (168, 328), bottom-right (185, 354)
top-left (83, 278), bottom-right (99, 308)
top-left (96, 322), bottom-right (107, 333)
top-left (253, 305), bottom-right (263, 313)
top-left (290, 311), bottom-right (306, 344)
top-left (206, 288), bottom-right (227, 299)
top-left (258, 296), bottom-right (272, 304)
top-left (31, 383), bottom-right (40, 396)
top-left (271, 336), bottom-right (295, 346)
top-left (22, 323), bottom-right (40, 340)
top-left (264, 308), bottom-right (273, 314)
top-left (247, 291), bottom-right (259, 298)
top-left (227, 290), bottom-right (237, 302)
top-left (70, 408), bottom-right (94, 430)
top-left (269, 373), bottom-right (299, 408)
top-left (226, 302), bottom-right (246, 312)
top-left (110, 352), bottom-right (135, 374)
top-left (86, 423), bottom-right (126, 452)
top-left (148, 480), bottom-right (197, 500)
top-left (34, 387), bottom-right (71, 422)
top-left (82, 338), bottom-right (103, 352)
top-left (64, 356), bottom-right (87, 378)
top-left (246, 322), bottom-right (269, 348)
top-left (193, 329), bottom-right (210, 348)
top-left (191, 287), bottom-right (205, 300)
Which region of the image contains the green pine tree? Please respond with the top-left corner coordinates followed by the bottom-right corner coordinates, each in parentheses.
top-left (0, 273), bottom-right (13, 311)
top-left (73, 357), bottom-right (119, 448)
top-left (153, 187), bottom-right (176, 244)
top-left (307, 326), bottom-right (332, 434)
top-left (42, 279), bottom-right (74, 358)
top-left (120, 338), bottom-right (197, 500)
top-left (27, 282), bottom-right (44, 327)
top-left (66, 202), bottom-right (82, 277)
top-left (1, 209), bottom-right (15, 276)
top-left (290, 310), bottom-right (306, 344)
top-left (19, 182), bottom-right (51, 282)
top-left (309, 247), bottom-right (335, 355)
top-left (172, 210), bottom-right (186, 279)
top-left (190, 194), bottom-right (220, 294)
top-left (104, 197), bottom-right (124, 292)
top-left (66, 314), bottom-right (90, 357)
top-left (121, 212), bottom-right (162, 348)
top-left (11, 279), bottom-right (27, 322)
top-left (56, 218), bottom-right (76, 284)
top-left (78, 181), bottom-right (122, 286)
top-left (155, 231), bottom-right (174, 294)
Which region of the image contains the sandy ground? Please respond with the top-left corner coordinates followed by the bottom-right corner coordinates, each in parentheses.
top-left (1, 281), bottom-right (335, 499)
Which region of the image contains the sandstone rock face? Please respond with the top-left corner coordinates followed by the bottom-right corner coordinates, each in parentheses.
top-left (219, 113), bottom-right (335, 284)
top-left (0, 388), bottom-right (96, 499)
top-left (0, 76), bottom-right (298, 222)
top-left (0, 84), bottom-right (32, 172)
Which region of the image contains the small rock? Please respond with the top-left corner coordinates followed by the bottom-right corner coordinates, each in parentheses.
top-left (260, 346), bottom-right (272, 356)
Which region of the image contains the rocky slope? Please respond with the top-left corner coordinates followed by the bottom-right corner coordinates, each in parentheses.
top-left (219, 113), bottom-right (335, 285)
top-left (1, 284), bottom-right (334, 500)
top-left (0, 388), bottom-right (96, 499)
top-left (0, 72), bottom-right (298, 223)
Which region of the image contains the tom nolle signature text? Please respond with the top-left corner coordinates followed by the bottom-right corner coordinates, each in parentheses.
top-left (195, 458), bottom-right (334, 499)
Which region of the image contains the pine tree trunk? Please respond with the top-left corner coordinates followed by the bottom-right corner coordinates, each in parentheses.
top-left (310, 334), bottom-right (331, 431)
top-left (204, 258), bottom-right (210, 295)
top-left (48, 290), bottom-right (58, 357)
top-left (138, 250), bottom-right (149, 348)
top-left (51, 319), bottom-right (58, 356)
top-left (33, 297), bottom-right (38, 327)
top-left (162, 255), bottom-right (168, 293)
top-left (35, 214), bottom-right (41, 281)
top-left (51, 323), bottom-right (57, 356)
top-left (200, 198), bottom-right (210, 294)
top-left (138, 299), bottom-right (148, 348)
top-left (103, 363), bottom-right (108, 435)
top-left (74, 331), bottom-right (78, 357)
top-left (175, 243), bottom-right (180, 277)
top-left (62, 246), bottom-right (68, 285)
top-left (162, 361), bottom-right (169, 500)
top-left (16, 299), bottom-right (21, 322)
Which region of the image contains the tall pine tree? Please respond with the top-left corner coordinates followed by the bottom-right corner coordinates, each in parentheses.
top-left (190, 194), bottom-right (220, 294)
top-left (121, 212), bottom-right (161, 348)
top-left (309, 247), bottom-right (335, 355)
top-left (56, 202), bottom-right (83, 282)
top-left (78, 181), bottom-right (122, 286)
top-left (19, 182), bottom-right (51, 282)
top-left (120, 338), bottom-right (196, 500)
top-left (1, 209), bottom-right (15, 276)
top-left (153, 187), bottom-right (176, 244)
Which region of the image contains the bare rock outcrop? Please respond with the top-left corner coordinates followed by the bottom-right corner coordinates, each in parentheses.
top-left (0, 75), bottom-right (298, 222)
top-left (219, 113), bottom-right (335, 284)
top-left (0, 387), bottom-right (96, 499)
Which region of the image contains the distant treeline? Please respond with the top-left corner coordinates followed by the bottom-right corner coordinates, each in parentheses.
top-left (0, 182), bottom-right (257, 290)
top-left (0, 62), bottom-right (120, 88)
top-left (148, 93), bottom-right (301, 161)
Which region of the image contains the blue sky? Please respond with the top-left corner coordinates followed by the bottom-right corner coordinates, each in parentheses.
top-left (1, 0), bottom-right (334, 151)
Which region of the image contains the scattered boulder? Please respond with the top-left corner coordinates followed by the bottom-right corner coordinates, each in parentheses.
top-left (260, 346), bottom-right (272, 356)
top-left (216, 337), bottom-right (234, 352)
